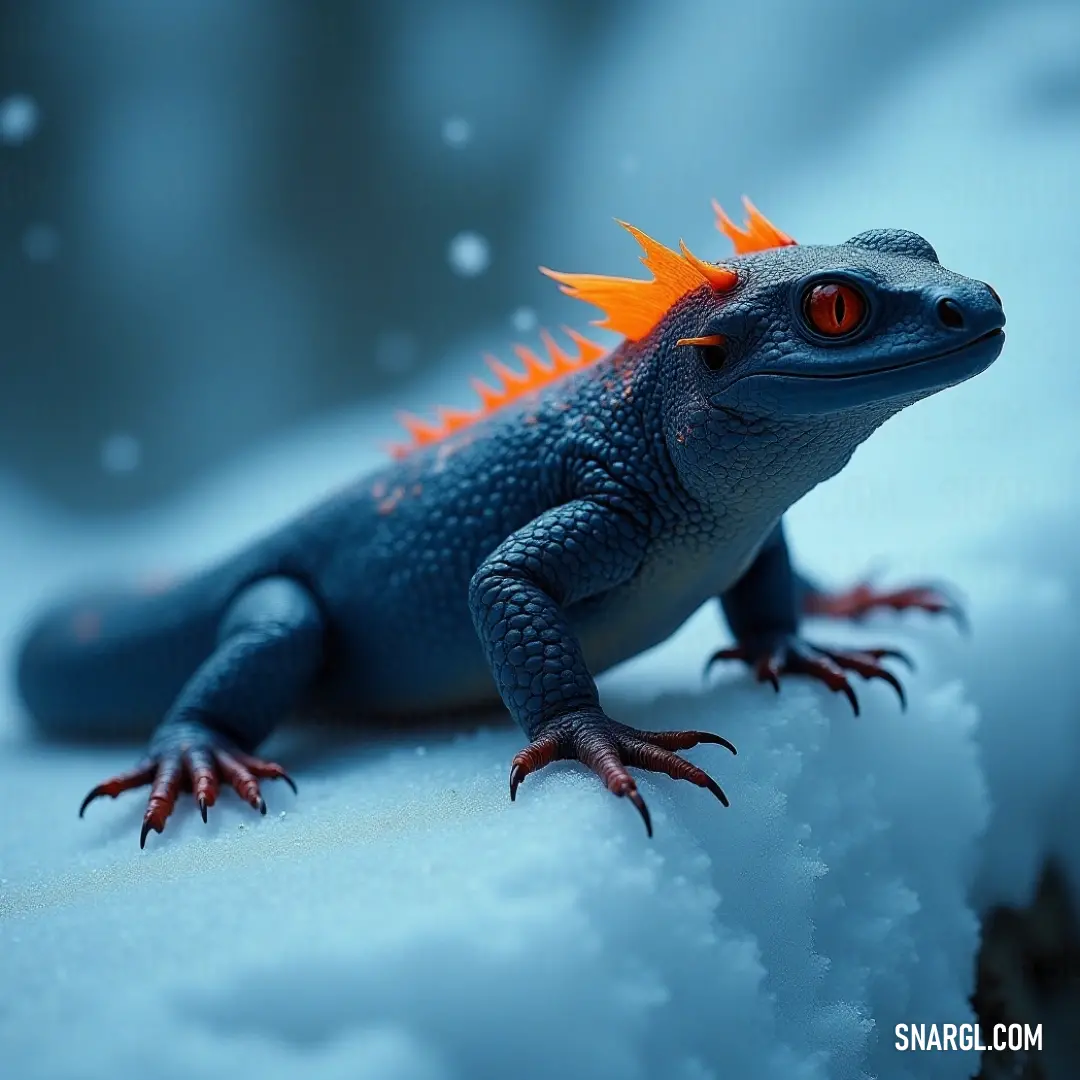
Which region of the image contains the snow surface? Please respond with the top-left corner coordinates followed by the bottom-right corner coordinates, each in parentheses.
top-left (0, 462), bottom-right (994, 1080)
top-left (4, 2), bottom-right (1080, 1078)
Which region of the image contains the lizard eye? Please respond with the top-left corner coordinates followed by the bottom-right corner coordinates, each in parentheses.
top-left (801, 282), bottom-right (866, 337)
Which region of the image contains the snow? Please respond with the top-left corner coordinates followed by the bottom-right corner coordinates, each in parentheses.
top-left (441, 116), bottom-right (473, 149)
top-left (4, 2), bottom-right (1080, 1078)
top-left (0, 93), bottom-right (40, 145)
top-left (0, 535), bottom-right (991, 1080)
top-left (3, 381), bottom-right (1062, 1080)
top-left (446, 230), bottom-right (492, 277)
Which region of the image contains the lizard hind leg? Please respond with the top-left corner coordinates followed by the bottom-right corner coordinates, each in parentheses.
top-left (79, 575), bottom-right (323, 847)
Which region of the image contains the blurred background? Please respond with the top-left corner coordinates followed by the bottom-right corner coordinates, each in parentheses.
top-left (4, 0), bottom-right (1069, 518)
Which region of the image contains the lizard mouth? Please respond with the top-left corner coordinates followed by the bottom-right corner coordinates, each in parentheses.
top-left (717, 328), bottom-right (1005, 415)
top-left (760, 328), bottom-right (1005, 382)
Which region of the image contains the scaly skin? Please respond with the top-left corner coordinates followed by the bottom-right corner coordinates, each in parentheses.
top-left (14, 225), bottom-right (1005, 844)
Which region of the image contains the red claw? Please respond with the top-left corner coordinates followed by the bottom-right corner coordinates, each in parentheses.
top-left (708, 638), bottom-right (910, 716)
top-left (80, 746), bottom-right (296, 847)
top-left (79, 763), bottom-right (157, 818)
top-left (509, 717), bottom-right (736, 836)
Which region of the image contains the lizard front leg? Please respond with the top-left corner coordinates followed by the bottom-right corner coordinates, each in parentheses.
top-left (469, 497), bottom-right (735, 835)
top-left (710, 521), bottom-right (911, 715)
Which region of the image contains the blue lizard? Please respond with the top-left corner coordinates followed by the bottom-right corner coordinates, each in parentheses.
top-left (14, 200), bottom-right (1005, 845)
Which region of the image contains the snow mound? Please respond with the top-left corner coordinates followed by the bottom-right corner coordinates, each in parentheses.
top-left (0, 597), bottom-right (987, 1079)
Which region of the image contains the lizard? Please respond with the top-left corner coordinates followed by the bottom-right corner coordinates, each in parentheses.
top-left (13, 199), bottom-right (1006, 846)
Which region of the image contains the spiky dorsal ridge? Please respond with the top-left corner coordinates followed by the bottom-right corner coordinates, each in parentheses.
top-left (389, 198), bottom-right (794, 458)
top-left (387, 327), bottom-right (606, 459)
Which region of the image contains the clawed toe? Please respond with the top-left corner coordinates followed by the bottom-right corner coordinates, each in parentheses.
top-left (80, 739), bottom-right (296, 847)
top-left (633, 727), bottom-right (738, 756)
top-left (708, 635), bottom-right (911, 716)
top-left (809, 645), bottom-right (907, 708)
top-left (79, 762), bottom-right (157, 818)
top-left (509, 732), bottom-right (560, 801)
top-left (785, 647), bottom-right (861, 714)
top-left (624, 788), bottom-right (652, 836)
top-left (508, 714), bottom-right (735, 837)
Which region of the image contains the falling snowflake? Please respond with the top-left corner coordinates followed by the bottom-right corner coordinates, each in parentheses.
top-left (511, 306), bottom-right (538, 333)
top-left (447, 231), bottom-right (490, 277)
top-left (0, 95), bottom-right (39, 145)
top-left (441, 117), bottom-right (472, 148)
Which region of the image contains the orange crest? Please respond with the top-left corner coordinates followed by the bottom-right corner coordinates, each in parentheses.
top-left (712, 196), bottom-right (796, 254)
top-left (388, 199), bottom-right (794, 458)
top-left (539, 222), bottom-right (736, 342)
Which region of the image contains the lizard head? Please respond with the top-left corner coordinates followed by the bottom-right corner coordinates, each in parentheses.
top-left (543, 203), bottom-right (1004, 501)
top-left (606, 205), bottom-right (1007, 504)
top-left (670, 224), bottom-right (1005, 422)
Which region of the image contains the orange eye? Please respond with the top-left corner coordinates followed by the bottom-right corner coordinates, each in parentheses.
top-left (802, 282), bottom-right (866, 337)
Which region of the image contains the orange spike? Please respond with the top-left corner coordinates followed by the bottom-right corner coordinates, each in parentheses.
top-left (540, 221), bottom-right (731, 342)
top-left (539, 328), bottom-right (579, 372)
top-left (562, 326), bottom-right (607, 363)
top-left (713, 196), bottom-right (795, 254)
top-left (712, 199), bottom-right (747, 253)
top-left (395, 412), bottom-right (444, 447)
top-left (743, 198), bottom-right (794, 248)
top-left (470, 377), bottom-right (508, 410)
top-left (485, 354), bottom-right (531, 389)
top-left (676, 335), bottom-right (726, 347)
top-left (437, 405), bottom-right (480, 433)
top-left (678, 240), bottom-right (737, 291)
top-left (392, 327), bottom-right (611, 457)
top-left (512, 344), bottom-right (554, 380)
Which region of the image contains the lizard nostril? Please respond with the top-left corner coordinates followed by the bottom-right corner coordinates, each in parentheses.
top-left (985, 283), bottom-right (1002, 307)
top-left (936, 298), bottom-right (965, 330)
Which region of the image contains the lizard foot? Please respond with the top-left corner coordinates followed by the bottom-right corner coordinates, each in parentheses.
top-left (79, 722), bottom-right (296, 848)
top-left (707, 636), bottom-right (912, 716)
top-left (803, 581), bottom-right (967, 633)
top-left (508, 711), bottom-right (737, 837)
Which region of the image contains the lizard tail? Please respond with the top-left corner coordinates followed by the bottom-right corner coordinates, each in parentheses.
top-left (13, 568), bottom-right (239, 742)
